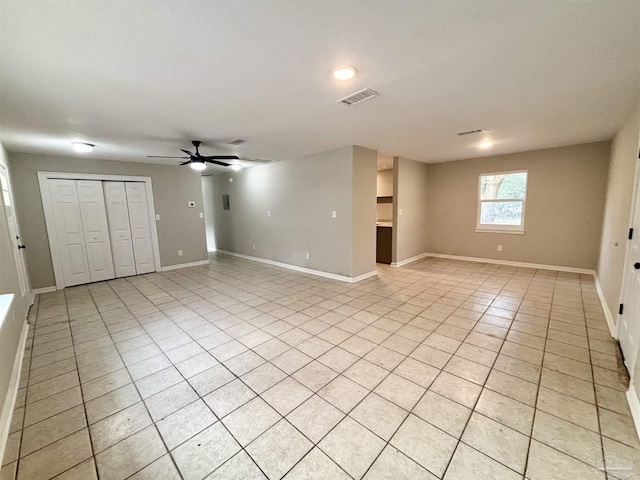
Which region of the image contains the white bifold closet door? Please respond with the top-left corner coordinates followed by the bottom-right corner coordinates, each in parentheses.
top-left (48, 179), bottom-right (92, 286)
top-left (76, 181), bottom-right (115, 282)
top-left (125, 182), bottom-right (155, 275)
top-left (103, 181), bottom-right (137, 277)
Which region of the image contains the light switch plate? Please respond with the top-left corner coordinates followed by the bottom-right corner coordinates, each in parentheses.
top-left (332, 211), bottom-right (337, 218)
top-left (155, 214), bottom-right (160, 221)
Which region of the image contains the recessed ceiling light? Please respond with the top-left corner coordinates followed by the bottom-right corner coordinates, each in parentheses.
top-left (331, 65), bottom-right (358, 81)
top-left (71, 142), bottom-right (94, 153)
top-left (230, 164), bottom-right (242, 171)
top-left (479, 141), bottom-right (494, 149)
top-left (190, 161), bottom-right (206, 171)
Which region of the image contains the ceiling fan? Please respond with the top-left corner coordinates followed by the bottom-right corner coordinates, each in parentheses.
top-left (147, 140), bottom-right (242, 171)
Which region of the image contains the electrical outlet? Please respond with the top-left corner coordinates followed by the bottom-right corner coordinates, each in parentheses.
top-left (497, 245), bottom-right (503, 252)
top-left (178, 250), bottom-right (183, 256)
top-left (267, 210), bottom-right (271, 217)
top-left (253, 244), bottom-right (256, 250)
top-left (399, 208), bottom-right (403, 215)
top-left (199, 212), bottom-right (203, 218)
top-left (332, 211), bottom-right (337, 218)
top-left (306, 253), bottom-right (310, 259)
top-left (155, 214), bottom-right (160, 221)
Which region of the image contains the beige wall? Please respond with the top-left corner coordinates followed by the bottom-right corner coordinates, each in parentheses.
top-left (9, 152), bottom-right (208, 289)
top-left (428, 142), bottom-right (610, 269)
top-left (393, 157), bottom-right (430, 263)
top-left (211, 146), bottom-right (357, 277)
top-left (377, 170), bottom-right (394, 197)
top-left (598, 101), bottom-right (640, 318)
top-left (352, 146), bottom-right (377, 277)
top-left (0, 144), bottom-right (29, 457)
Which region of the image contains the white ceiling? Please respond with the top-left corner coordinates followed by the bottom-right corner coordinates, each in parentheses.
top-left (1, 1), bottom-right (638, 174)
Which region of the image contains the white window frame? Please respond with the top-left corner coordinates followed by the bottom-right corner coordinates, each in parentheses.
top-left (475, 169), bottom-right (527, 234)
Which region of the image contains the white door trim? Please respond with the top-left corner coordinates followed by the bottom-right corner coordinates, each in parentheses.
top-left (38, 172), bottom-right (162, 289)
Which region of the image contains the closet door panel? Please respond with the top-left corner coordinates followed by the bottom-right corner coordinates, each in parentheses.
top-left (104, 181), bottom-right (136, 277)
top-left (48, 179), bottom-right (91, 286)
top-left (77, 180), bottom-right (115, 282)
top-left (125, 182), bottom-right (155, 274)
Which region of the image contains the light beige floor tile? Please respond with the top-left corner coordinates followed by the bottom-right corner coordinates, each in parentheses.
top-left (532, 410), bottom-right (602, 464)
top-left (262, 377), bottom-right (313, 416)
top-left (85, 384), bottom-right (140, 425)
top-left (475, 388), bottom-right (534, 435)
top-left (595, 384), bottom-right (632, 416)
top-left (134, 366), bottom-right (182, 399)
top-left (390, 413), bottom-right (458, 478)
top-left (95, 425), bottom-right (166, 480)
top-left (222, 397), bottom-right (281, 446)
top-left (90, 402), bottom-right (152, 453)
top-left (128, 454), bottom-right (181, 480)
top-left (287, 395), bottom-right (345, 443)
top-left (283, 448), bottom-right (349, 480)
top-left (350, 393), bottom-right (408, 440)
top-left (26, 371), bottom-right (79, 405)
top-left (443, 442), bottom-right (521, 480)
top-left (172, 423), bottom-right (241, 479)
top-left (429, 371), bottom-right (482, 409)
top-left (318, 375), bottom-right (369, 413)
top-left (81, 369), bottom-right (131, 402)
top-left (601, 436), bottom-right (640, 480)
top-left (484, 369), bottom-right (537, 407)
top-left (144, 381), bottom-right (198, 422)
top-left (188, 364), bottom-right (235, 396)
top-left (394, 357), bottom-right (440, 388)
top-left (271, 349), bottom-right (313, 375)
top-left (17, 429), bottom-right (92, 480)
top-left (461, 412), bottom-right (529, 474)
top-left (203, 379), bottom-right (256, 418)
top-left (364, 445), bottom-right (437, 480)
top-left (21, 405), bottom-right (87, 457)
top-left (413, 391), bottom-right (471, 438)
top-left (539, 368), bottom-right (595, 403)
top-left (344, 359), bottom-right (389, 390)
top-left (526, 440), bottom-right (605, 480)
top-left (410, 344), bottom-right (452, 369)
top-left (206, 451), bottom-right (266, 480)
top-left (374, 373), bottom-right (426, 410)
top-left (246, 419), bottom-right (313, 479)
top-left (291, 360), bottom-right (339, 392)
top-left (317, 347), bottom-right (359, 373)
top-left (54, 458), bottom-right (98, 480)
top-left (223, 350), bottom-right (265, 376)
top-left (599, 408), bottom-right (640, 449)
top-left (444, 356), bottom-right (490, 385)
top-left (2, 433), bottom-right (19, 467)
top-left (241, 363), bottom-right (287, 394)
top-left (24, 386), bottom-right (83, 427)
top-left (536, 387), bottom-right (599, 432)
top-left (319, 416), bottom-right (386, 479)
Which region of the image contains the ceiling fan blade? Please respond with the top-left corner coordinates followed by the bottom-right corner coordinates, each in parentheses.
top-left (147, 155), bottom-right (190, 159)
top-left (205, 159), bottom-right (231, 167)
top-left (179, 160), bottom-right (191, 166)
top-left (239, 157), bottom-right (271, 163)
top-left (180, 149), bottom-right (195, 156)
top-left (202, 155), bottom-right (240, 160)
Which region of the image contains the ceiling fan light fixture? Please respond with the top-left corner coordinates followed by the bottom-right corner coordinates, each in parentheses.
top-left (230, 164), bottom-right (242, 171)
top-left (72, 142), bottom-right (94, 153)
top-left (479, 141), bottom-right (494, 149)
top-left (331, 65), bottom-right (358, 81)
top-left (190, 161), bottom-right (206, 171)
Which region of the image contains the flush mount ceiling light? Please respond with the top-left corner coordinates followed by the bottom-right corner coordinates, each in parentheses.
top-left (331, 65), bottom-right (358, 80)
top-left (479, 141), bottom-right (494, 149)
top-left (230, 164), bottom-right (242, 171)
top-left (71, 142), bottom-right (94, 153)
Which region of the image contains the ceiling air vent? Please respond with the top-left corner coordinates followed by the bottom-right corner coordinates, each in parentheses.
top-left (338, 88), bottom-right (380, 106)
top-left (228, 138), bottom-right (245, 145)
top-left (456, 129), bottom-right (485, 136)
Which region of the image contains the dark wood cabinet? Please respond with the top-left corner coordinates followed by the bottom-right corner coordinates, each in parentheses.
top-left (376, 226), bottom-right (392, 264)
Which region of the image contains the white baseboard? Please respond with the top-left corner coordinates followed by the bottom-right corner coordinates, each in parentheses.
top-left (216, 250), bottom-right (377, 283)
top-left (32, 286), bottom-right (57, 296)
top-left (595, 273), bottom-right (617, 339)
top-left (391, 253), bottom-right (430, 268)
top-left (161, 260), bottom-right (210, 272)
top-left (627, 387), bottom-right (640, 443)
top-left (415, 252), bottom-right (595, 275)
top-left (0, 320), bottom-right (28, 466)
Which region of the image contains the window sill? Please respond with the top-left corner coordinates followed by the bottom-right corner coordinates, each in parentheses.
top-left (475, 228), bottom-right (525, 235)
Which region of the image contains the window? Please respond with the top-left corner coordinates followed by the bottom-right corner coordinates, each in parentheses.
top-left (476, 170), bottom-right (527, 233)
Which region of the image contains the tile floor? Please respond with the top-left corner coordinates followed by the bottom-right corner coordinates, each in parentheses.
top-left (1, 253), bottom-right (638, 479)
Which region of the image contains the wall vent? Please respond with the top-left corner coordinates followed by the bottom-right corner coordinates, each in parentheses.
top-left (456, 129), bottom-right (485, 136)
top-left (338, 88), bottom-right (380, 106)
top-left (228, 138), bottom-right (245, 145)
